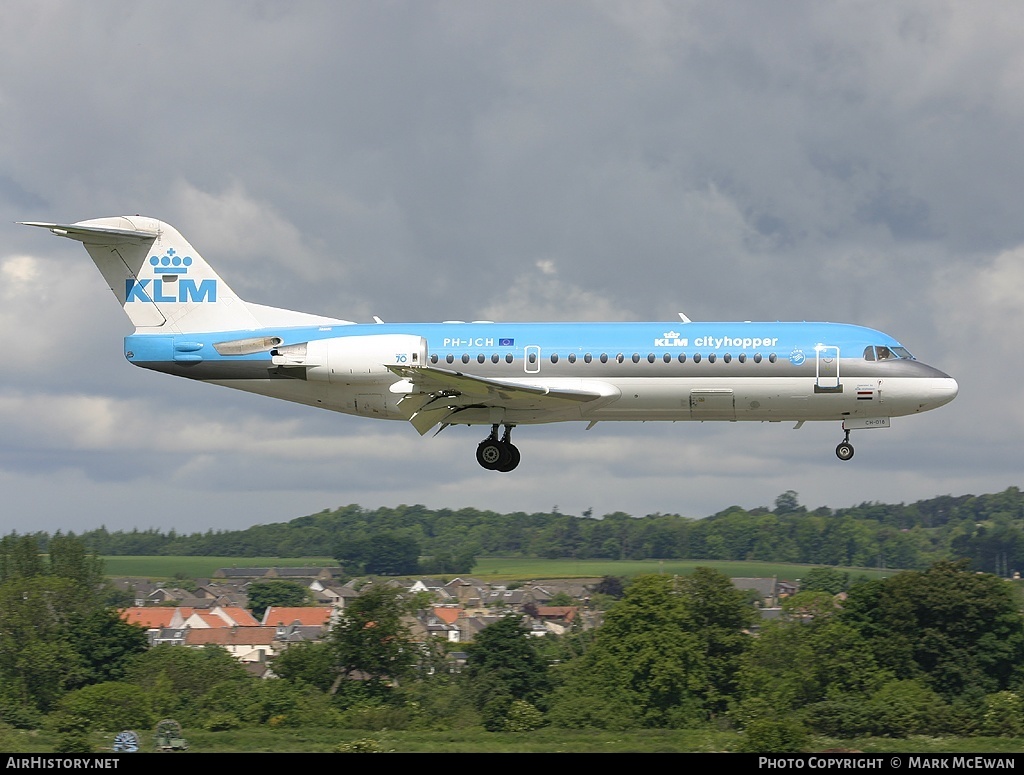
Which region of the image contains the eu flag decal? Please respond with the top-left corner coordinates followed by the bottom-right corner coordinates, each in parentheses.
top-left (499, 338), bottom-right (515, 347)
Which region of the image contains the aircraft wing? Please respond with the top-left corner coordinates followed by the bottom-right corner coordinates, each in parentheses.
top-left (385, 364), bottom-right (616, 434)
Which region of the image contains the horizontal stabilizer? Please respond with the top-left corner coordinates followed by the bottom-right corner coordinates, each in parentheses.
top-left (19, 220), bottom-right (158, 243)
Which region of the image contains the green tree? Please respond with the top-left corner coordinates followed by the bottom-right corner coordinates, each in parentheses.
top-left (123, 644), bottom-right (251, 721)
top-left (839, 560), bottom-right (1024, 699)
top-left (247, 580), bottom-right (314, 618)
top-left (464, 614), bottom-right (550, 726)
top-left (0, 575), bottom-right (146, 714)
top-left (865, 678), bottom-right (950, 737)
top-left (737, 715), bottom-right (809, 753)
top-left (195, 677), bottom-right (339, 729)
top-left (547, 591), bottom-right (575, 606)
top-left (980, 691), bottom-right (1024, 737)
top-left (55, 682), bottom-right (155, 732)
top-left (326, 584), bottom-right (419, 698)
top-left (271, 641), bottom-right (338, 693)
top-left (800, 567), bottom-right (849, 595)
top-left (677, 567), bottom-right (757, 710)
top-left (46, 533), bottom-right (105, 590)
top-left (335, 532), bottom-right (420, 576)
top-left (774, 490), bottom-right (804, 515)
top-left (0, 534), bottom-right (45, 581)
top-left (738, 615), bottom-right (891, 716)
top-left (548, 571), bottom-right (752, 729)
top-left (594, 575), bottom-right (626, 598)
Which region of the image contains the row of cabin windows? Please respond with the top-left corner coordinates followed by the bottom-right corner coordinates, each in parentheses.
top-left (430, 352), bottom-right (780, 366)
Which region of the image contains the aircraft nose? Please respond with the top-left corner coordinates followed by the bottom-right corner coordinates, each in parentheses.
top-left (930, 377), bottom-right (959, 408)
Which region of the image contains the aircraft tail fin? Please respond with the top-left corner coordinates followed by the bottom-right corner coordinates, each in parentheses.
top-left (21, 216), bottom-right (265, 333)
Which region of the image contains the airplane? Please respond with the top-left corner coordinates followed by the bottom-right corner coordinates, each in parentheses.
top-left (21, 216), bottom-right (958, 472)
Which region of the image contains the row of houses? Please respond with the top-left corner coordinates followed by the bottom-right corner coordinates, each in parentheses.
top-left (115, 568), bottom-right (796, 671)
top-left (115, 569), bottom-right (607, 670)
top-left (114, 568), bottom-right (603, 611)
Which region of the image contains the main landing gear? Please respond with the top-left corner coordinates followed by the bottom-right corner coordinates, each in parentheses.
top-left (476, 424), bottom-right (520, 472)
top-left (836, 428), bottom-right (855, 461)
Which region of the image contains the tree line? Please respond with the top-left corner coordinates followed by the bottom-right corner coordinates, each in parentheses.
top-left (4, 534), bottom-right (1024, 752)
top-left (6, 486), bottom-right (1024, 575)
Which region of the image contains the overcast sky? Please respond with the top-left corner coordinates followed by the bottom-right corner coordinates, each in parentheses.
top-left (2, 1), bottom-right (1021, 536)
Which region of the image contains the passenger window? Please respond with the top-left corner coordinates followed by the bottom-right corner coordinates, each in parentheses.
top-left (708, 353), bottom-right (716, 363)
top-left (616, 353), bottom-right (624, 363)
top-left (600, 353), bottom-right (608, 363)
top-left (477, 354), bottom-right (486, 364)
top-left (769, 353), bottom-right (777, 363)
top-left (723, 353), bottom-right (731, 363)
top-left (738, 353), bottom-right (746, 363)
top-left (505, 354), bottom-right (513, 364)
top-left (528, 353), bottom-right (537, 364)
top-left (631, 353), bottom-right (640, 363)
top-left (568, 353), bottom-right (577, 363)
top-left (663, 353), bottom-right (672, 363)
top-left (491, 354), bottom-right (499, 363)
top-left (753, 353), bottom-right (762, 363)
top-left (430, 354), bottom-right (439, 364)
top-left (678, 353), bottom-right (686, 363)
top-left (462, 354), bottom-right (470, 364)
top-left (584, 353), bottom-right (592, 363)
top-left (550, 354), bottom-right (558, 363)
top-left (693, 353), bottom-right (702, 363)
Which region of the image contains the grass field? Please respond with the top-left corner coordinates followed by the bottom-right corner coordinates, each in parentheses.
top-left (4, 725), bottom-right (1023, 754)
top-left (100, 555), bottom-right (896, 584)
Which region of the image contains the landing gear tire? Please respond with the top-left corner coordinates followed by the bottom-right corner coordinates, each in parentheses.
top-left (836, 441), bottom-right (854, 461)
top-left (496, 443), bottom-right (521, 472)
top-left (476, 440), bottom-right (521, 472)
top-left (476, 424), bottom-right (521, 472)
top-left (476, 439), bottom-right (507, 470)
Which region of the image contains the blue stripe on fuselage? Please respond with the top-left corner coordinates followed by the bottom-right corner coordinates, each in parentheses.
top-left (124, 321), bottom-right (905, 366)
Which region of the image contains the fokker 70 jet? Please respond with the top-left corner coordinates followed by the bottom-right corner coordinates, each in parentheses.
top-left (22, 216), bottom-right (958, 472)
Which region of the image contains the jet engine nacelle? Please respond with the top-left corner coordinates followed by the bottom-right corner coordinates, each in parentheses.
top-left (272, 334), bottom-right (427, 383)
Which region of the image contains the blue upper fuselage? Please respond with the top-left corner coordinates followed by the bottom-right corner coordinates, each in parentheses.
top-left (123, 320), bottom-right (914, 371)
top-left (125, 320), bottom-right (904, 361)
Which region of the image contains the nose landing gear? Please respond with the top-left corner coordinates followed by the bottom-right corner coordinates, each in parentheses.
top-left (476, 424), bottom-right (520, 472)
top-left (836, 428), bottom-right (854, 461)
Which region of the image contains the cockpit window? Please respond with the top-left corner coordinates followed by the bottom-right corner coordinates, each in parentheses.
top-left (864, 345), bottom-right (915, 361)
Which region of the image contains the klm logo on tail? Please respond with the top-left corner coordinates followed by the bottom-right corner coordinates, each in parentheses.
top-left (151, 248), bottom-right (192, 273)
top-left (126, 248), bottom-right (217, 303)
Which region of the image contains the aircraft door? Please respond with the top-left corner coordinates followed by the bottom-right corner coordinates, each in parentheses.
top-left (814, 344), bottom-right (842, 392)
top-left (524, 345), bottom-right (541, 374)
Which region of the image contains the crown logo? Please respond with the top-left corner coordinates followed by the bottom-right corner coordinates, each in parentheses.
top-left (150, 248), bottom-right (193, 274)
top-left (663, 330), bottom-right (680, 339)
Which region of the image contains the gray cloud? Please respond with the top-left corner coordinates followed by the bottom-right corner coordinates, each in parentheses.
top-left (0, 0), bottom-right (1017, 533)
